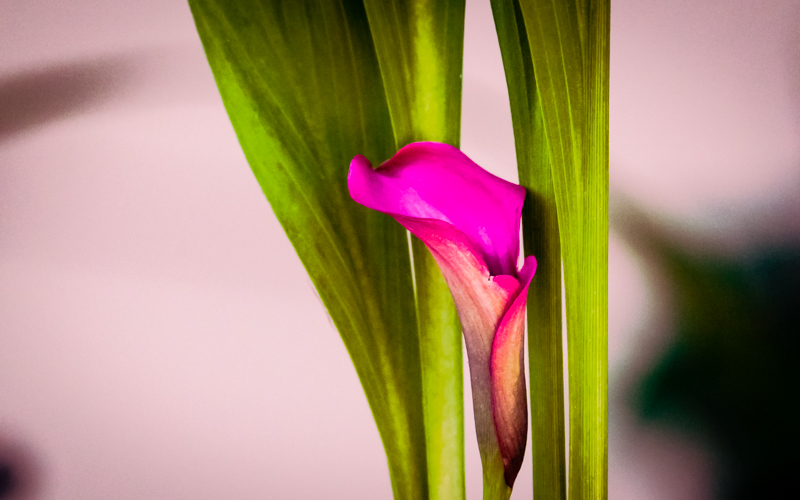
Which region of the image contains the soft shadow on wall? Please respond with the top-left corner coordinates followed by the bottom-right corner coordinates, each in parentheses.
top-left (0, 45), bottom-right (219, 145)
top-left (0, 434), bottom-right (41, 500)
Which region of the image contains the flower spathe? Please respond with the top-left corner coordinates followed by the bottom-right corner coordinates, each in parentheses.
top-left (348, 142), bottom-right (535, 490)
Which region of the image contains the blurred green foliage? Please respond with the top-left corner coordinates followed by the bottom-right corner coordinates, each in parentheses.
top-left (635, 234), bottom-right (800, 499)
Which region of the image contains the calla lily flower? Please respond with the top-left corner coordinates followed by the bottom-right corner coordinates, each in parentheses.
top-left (348, 141), bottom-right (535, 492)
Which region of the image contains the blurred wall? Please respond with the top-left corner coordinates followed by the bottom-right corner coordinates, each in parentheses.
top-left (1, 1), bottom-right (798, 499)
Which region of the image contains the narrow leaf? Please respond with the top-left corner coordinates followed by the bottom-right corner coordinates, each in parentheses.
top-left (490, 1), bottom-right (567, 500)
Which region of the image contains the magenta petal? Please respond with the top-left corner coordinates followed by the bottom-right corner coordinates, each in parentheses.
top-left (348, 142), bottom-right (526, 276)
top-left (394, 215), bottom-right (518, 343)
top-left (490, 256), bottom-right (537, 487)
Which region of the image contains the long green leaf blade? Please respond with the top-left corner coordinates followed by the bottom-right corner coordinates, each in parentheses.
top-left (490, 1), bottom-right (567, 500)
top-left (188, 1), bottom-right (429, 498)
top-left (514, 1), bottom-right (610, 499)
top-left (361, 2), bottom-right (466, 499)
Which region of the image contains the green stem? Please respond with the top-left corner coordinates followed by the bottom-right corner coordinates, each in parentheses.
top-left (413, 240), bottom-right (465, 500)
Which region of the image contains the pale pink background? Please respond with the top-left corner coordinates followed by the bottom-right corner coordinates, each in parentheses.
top-left (1, 1), bottom-right (798, 499)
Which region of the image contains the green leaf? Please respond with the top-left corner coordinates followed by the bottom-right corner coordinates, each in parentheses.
top-left (361, 2), bottom-right (467, 499)
top-left (511, 1), bottom-right (610, 499)
top-left (490, 1), bottom-right (566, 500)
top-left (187, 1), bottom-right (429, 498)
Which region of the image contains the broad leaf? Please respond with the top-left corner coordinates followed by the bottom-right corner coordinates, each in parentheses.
top-left (188, 1), bottom-right (428, 497)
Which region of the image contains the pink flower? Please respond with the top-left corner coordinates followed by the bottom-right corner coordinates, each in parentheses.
top-left (348, 142), bottom-right (535, 488)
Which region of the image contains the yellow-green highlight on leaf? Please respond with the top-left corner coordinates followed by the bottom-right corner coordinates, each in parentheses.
top-left (361, 2), bottom-right (467, 498)
top-left (513, 1), bottom-right (610, 499)
top-left (188, 1), bottom-right (431, 498)
top-left (363, 0), bottom-right (464, 148)
top-left (490, 1), bottom-right (567, 500)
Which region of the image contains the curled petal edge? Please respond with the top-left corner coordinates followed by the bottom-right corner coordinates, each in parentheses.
top-left (491, 255), bottom-right (536, 487)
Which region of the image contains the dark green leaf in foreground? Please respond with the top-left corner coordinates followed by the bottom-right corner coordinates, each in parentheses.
top-left (188, 1), bottom-right (428, 498)
top-left (490, 1), bottom-right (566, 500)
